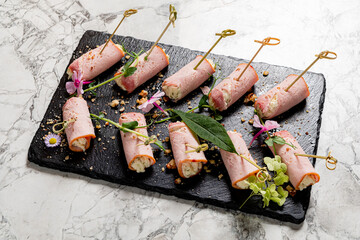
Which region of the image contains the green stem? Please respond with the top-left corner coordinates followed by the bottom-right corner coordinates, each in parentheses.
top-left (239, 191), bottom-right (256, 209)
top-left (84, 74), bottom-right (123, 94)
top-left (90, 114), bottom-right (164, 150)
top-left (154, 107), bottom-right (201, 124)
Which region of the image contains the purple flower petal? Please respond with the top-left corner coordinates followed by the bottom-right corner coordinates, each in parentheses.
top-left (264, 120), bottom-right (280, 130)
top-left (153, 102), bottom-right (168, 116)
top-left (44, 133), bottom-right (61, 147)
top-left (200, 86), bottom-right (210, 95)
top-left (253, 115), bottom-right (263, 128)
top-left (66, 82), bottom-right (76, 94)
top-left (249, 128), bottom-right (266, 147)
top-left (138, 101), bottom-right (154, 113)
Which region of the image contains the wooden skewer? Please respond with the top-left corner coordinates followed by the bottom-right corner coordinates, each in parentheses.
top-left (236, 37), bottom-right (280, 81)
top-left (285, 50), bottom-right (337, 92)
top-left (240, 154), bottom-right (271, 182)
top-left (294, 151), bottom-right (337, 170)
top-left (193, 29), bottom-right (236, 70)
top-left (99, 9), bottom-right (138, 55)
top-left (145, 4), bottom-right (177, 59)
top-left (185, 143), bottom-right (208, 153)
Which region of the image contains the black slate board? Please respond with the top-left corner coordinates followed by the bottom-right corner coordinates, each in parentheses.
top-left (28, 30), bottom-right (325, 224)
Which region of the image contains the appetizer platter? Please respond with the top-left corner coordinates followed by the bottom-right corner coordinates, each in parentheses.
top-left (28, 26), bottom-right (331, 224)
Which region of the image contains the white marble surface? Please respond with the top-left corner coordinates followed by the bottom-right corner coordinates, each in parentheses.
top-left (1, 0), bottom-right (359, 239)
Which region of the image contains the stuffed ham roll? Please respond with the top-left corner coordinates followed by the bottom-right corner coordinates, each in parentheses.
top-left (115, 45), bottom-right (169, 93)
top-left (63, 97), bottom-right (96, 152)
top-left (168, 122), bottom-right (207, 178)
top-left (220, 131), bottom-right (259, 189)
top-left (67, 40), bottom-right (124, 81)
top-left (209, 63), bottom-right (259, 111)
top-left (255, 74), bottom-right (310, 119)
top-left (119, 112), bottom-right (156, 173)
top-left (269, 130), bottom-right (320, 190)
top-left (162, 56), bottom-right (215, 102)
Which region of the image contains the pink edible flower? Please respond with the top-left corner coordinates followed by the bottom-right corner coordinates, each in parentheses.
top-left (249, 115), bottom-right (280, 147)
top-left (66, 71), bottom-right (92, 96)
top-left (138, 91), bottom-right (168, 115)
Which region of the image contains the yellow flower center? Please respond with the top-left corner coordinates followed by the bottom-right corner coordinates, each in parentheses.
top-left (49, 138), bottom-right (57, 144)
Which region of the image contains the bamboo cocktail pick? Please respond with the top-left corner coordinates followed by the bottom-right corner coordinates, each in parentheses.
top-left (294, 151), bottom-right (338, 170)
top-left (236, 37), bottom-right (280, 81)
top-left (193, 29), bottom-right (236, 70)
top-left (240, 154), bottom-right (271, 182)
top-left (145, 4), bottom-right (177, 59)
top-left (99, 9), bottom-right (138, 54)
top-left (285, 50), bottom-right (337, 92)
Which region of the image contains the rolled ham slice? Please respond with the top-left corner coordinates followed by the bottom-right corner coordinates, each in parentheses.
top-left (67, 39), bottom-right (124, 81)
top-left (162, 55), bottom-right (215, 102)
top-left (209, 63), bottom-right (259, 111)
top-left (220, 131), bottom-right (259, 189)
top-left (62, 97), bottom-right (96, 152)
top-left (254, 74), bottom-right (310, 119)
top-left (168, 122), bottom-right (207, 178)
top-left (269, 130), bottom-right (320, 190)
top-left (119, 112), bottom-right (155, 173)
top-left (114, 45), bottom-right (169, 93)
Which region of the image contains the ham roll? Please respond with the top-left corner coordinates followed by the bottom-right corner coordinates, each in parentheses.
top-left (62, 97), bottom-right (96, 152)
top-left (255, 74), bottom-right (310, 119)
top-left (119, 112), bottom-right (155, 173)
top-left (269, 130), bottom-right (320, 190)
top-left (209, 63), bottom-right (259, 111)
top-left (114, 45), bottom-right (169, 93)
top-left (67, 40), bottom-right (124, 81)
top-left (162, 56), bottom-right (215, 102)
top-left (220, 131), bottom-right (259, 189)
top-left (168, 122), bottom-right (207, 178)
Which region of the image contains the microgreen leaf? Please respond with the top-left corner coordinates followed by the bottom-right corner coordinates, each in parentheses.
top-left (273, 172), bottom-right (289, 186)
top-left (272, 136), bottom-right (286, 145)
top-left (121, 121), bottom-right (138, 132)
top-left (214, 112), bottom-right (223, 121)
top-left (198, 95), bottom-right (208, 108)
top-left (265, 138), bottom-right (274, 147)
top-left (171, 109), bottom-right (237, 154)
top-left (124, 67), bottom-right (137, 77)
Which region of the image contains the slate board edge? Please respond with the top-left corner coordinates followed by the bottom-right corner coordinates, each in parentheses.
top-left (28, 146), bottom-right (304, 224)
top-left (27, 30), bottom-right (326, 225)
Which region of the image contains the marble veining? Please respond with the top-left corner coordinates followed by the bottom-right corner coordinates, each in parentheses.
top-left (0, 0), bottom-right (359, 239)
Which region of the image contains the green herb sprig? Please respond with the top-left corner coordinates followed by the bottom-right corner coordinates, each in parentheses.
top-left (90, 113), bottom-right (165, 151)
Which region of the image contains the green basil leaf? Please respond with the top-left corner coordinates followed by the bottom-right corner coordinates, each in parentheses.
top-left (124, 67), bottom-right (137, 77)
top-left (121, 121), bottom-right (138, 132)
top-left (198, 95), bottom-right (208, 108)
top-left (171, 109), bottom-right (237, 154)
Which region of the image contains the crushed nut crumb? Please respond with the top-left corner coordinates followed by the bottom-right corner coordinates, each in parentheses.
top-left (174, 178), bottom-right (182, 184)
top-left (166, 159), bottom-right (176, 169)
top-left (139, 90), bottom-right (148, 97)
top-left (110, 99), bottom-right (119, 108)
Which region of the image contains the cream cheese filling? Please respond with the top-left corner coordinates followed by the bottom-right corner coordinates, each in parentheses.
top-left (182, 162), bottom-right (202, 178)
top-left (236, 179), bottom-right (250, 189)
top-left (298, 175), bottom-right (316, 191)
top-left (163, 84), bottom-right (181, 101)
top-left (72, 138), bottom-right (87, 152)
top-left (131, 156), bottom-right (152, 173)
